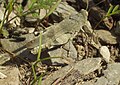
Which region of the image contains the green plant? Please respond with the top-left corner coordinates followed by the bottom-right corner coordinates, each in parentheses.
top-left (12, 0), bottom-right (61, 24)
top-left (31, 33), bottom-right (62, 85)
top-left (0, 0), bottom-right (61, 37)
top-left (106, 5), bottom-right (120, 16)
top-left (31, 56), bottom-right (62, 85)
top-left (0, 0), bottom-right (14, 37)
top-left (93, 4), bottom-right (120, 30)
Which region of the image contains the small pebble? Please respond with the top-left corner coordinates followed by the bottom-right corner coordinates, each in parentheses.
top-left (99, 46), bottom-right (110, 63)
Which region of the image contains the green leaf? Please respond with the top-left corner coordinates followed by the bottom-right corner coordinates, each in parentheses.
top-left (0, 20), bottom-right (4, 30)
top-left (37, 32), bottom-right (42, 61)
top-left (38, 74), bottom-right (43, 85)
top-left (106, 5), bottom-right (114, 16)
top-left (112, 10), bottom-right (120, 15)
top-left (16, 4), bottom-right (23, 16)
top-left (6, 0), bottom-right (14, 15)
top-left (31, 0), bottom-right (37, 3)
top-left (28, 0), bottom-right (37, 10)
top-left (112, 5), bottom-right (119, 13)
top-left (32, 12), bottom-right (39, 18)
top-left (116, 10), bottom-right (120, 14)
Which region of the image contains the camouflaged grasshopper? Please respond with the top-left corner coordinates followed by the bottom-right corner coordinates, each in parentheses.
top-left (25, 9), bottom-right (91, 51)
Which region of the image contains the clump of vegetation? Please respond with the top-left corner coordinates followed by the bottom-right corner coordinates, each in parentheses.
top-left (94, 4), bottom-right (120, 30)
top-left (0, 0), bottom-right (61, 37)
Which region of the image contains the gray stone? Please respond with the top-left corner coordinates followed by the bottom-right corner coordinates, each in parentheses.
top-left (0, 66), bottom-right (20, 85)
top-left (95, 30), bottom-right (117, 44)
top-left (103, 63), bottom-right (120, 85)
top-left (42, 58), bottom-right (101, 85)
top-left (0, 34), bottom-right (35, 53)
top-left (74, 58), bottom-right (101, 75)
top-left (95, 77), bottom-right (108, 85)
top-left (47, 41), bottom-right (77, 65)
top-left (42, 64), bottom-right (72, 85)
top-left (48, 47), bottom-right (72, 64)
top-left (62, 41), bottom-right (77, 60)
top-left (0, 34), bottom-right (37, 60)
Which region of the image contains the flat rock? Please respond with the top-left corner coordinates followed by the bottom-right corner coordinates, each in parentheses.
top-left (48, 47), bottom-right (75, 65)
top-left (73, 58), bottom-right (101, 75)
top-left (42, 58), bottom-right (101, 85)
top-left (42, 64), bottom-right (72, 85)
top-left (30, 41), bottom-right (77, 65)
top-left (0, 66), bottom-right (20, 85)
top-left (62, 41), bottom-right (77, 60)
top-left (0, 34), bottom-right (35, 53)
top-left (47, 41), bottom-right (77, 65)
top-left (0, 34), bottom-right (37, 60)
top-left (103, 63), bottom-right (120, 85)
top-left (94, 77), bottom-right (108, 85)
top-left (95, 30), bottom-right (118, 44)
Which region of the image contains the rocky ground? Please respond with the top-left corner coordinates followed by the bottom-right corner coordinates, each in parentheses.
top-left (0, 0), bottom-right (120, 85)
